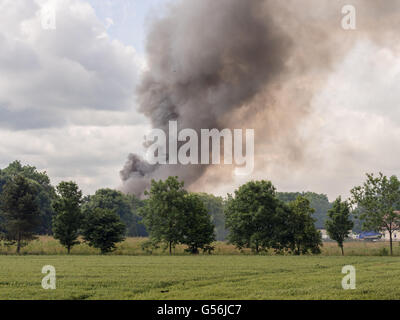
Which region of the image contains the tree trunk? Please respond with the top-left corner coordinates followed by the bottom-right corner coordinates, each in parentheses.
top-left (16, 232), bottom-right (21, 254)
top-left (169, 241), bottom-right (172, 255)
top-left (340, 245), bottom-right (344, 256)
top-left (389, 230), bottom-right (393, 256)
top-left (67, 245), bottom-right (71, 254)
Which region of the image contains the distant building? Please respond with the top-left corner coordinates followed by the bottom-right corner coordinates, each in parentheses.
top-left (381, 230), bottom-right (400, 241)
top-left (358, 231), bottom-right (382, 241)
top-left (348, 231), bottom-right (359, 239)
top-left (318, 229), bottom-right (358, 241)
top-left (318, 229), bottom-right (330, 240)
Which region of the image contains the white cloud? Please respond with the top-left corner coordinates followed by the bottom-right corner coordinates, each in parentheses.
top-left (0, 0), bottom-right (142, 126)
top-left (0, 0), bottom-right (147, 194)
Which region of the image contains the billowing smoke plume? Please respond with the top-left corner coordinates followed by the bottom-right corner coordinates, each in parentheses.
top-left (121, 0), bottom-right (400, 196)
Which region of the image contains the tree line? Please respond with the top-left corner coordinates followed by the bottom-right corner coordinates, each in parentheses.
top-left (0, 161), bottom-right (399, 255)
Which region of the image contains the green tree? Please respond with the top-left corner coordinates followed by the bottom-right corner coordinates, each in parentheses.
top-left (285, 196), bottom-right (322, 255)
top-left (83, 189), bottom-right (142, 237)
top-left (0, 161), bottom-right (55, 234)
top-left (127, 194), bottom-right (147, 237)
top-left (278, 192), bottom-right (332, 229)
top-left (196, 193), bottom-right (227, 241)
top-left (325, 197), bottom-right (353, 256)
top-left (225, 180), bottom-right (284, 253)
top-left (141, 177), bottom-right (187, 254)
top-left (350, 172), bottom-right (400, 256)
top-left (0, 175), bottom-right (41, 253)
top-left (52, 181), bottom-right (83, 254)
top-left (82, 208), bottom-right (126, 254)
top-left (181, 193), bottom-right (215, 254)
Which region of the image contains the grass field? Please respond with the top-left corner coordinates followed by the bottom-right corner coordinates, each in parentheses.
top-left (0, 236), bottom-right (399, 256)
top-left (0, 237), bottom-right (399, 300)
top-left (0, 255), bottom-right (399, 299)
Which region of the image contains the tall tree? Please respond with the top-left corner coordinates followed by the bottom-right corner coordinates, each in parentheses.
top-left (350, 173), bottom-right (400, 256)
top-left (181, 193), bottom-right (215, 254)
top-left (0, 175), bottom-right (41, 253)
top-left (285, 196), bottom-right (323, 255)
top-left (52, 181), bottom-right (83, 254)
top-left (141, 177), bottom-right (187, 254)
top-left (325, 197), bottom-right (353, 256)
top-left (82, 208), bottom-right (126, 254)
top-left (225, 180), bottom-right (284, 253)
top-left (0, 161), bottom-right (55, 234)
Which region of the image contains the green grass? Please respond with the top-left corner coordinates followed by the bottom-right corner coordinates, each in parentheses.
top-left (0, 255), bottom-right (399, 300)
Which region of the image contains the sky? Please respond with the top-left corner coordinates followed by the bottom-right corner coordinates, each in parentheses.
top-left (1, 0), bottom-right (400, 201)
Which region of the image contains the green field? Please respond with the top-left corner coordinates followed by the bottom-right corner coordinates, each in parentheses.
top-left (0, 255), bottom-right (399, 300)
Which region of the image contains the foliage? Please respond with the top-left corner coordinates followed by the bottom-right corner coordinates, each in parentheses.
top-left (141, 177), bottom-right (215, 254)
top-left (82, 208), bottom-right (126, 254)
top-left (141, 177), bottom-right (188, 254)
top-left (285, 196), bottom-right (323, 255)
top-left (196, 193), bottom-right (227, 241)
top-left (350, 172), bottom-right (400, 255)
top-left (52, 181), bottom-right (83, 253)
top-left (83, 189), bottom-right (144, 237)
top-left (0, 161), bottom-right (55, 234)
top-left (225, 180), bottom-right (286, 253)
top-left (325, 197), bottom-right (353, 255)
top-left (181, 193), bottom-right (215, 254)
top-left (277, 192), bottom-right (332, 229)
top-left (0, 175), bottom-right (41, 253)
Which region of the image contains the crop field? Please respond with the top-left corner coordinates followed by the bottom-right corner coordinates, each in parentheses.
top-left (0, 255), bottom-right (399, 300)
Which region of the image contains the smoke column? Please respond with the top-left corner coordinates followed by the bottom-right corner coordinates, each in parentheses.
top-left (121, 0), bottom-right (400, 196)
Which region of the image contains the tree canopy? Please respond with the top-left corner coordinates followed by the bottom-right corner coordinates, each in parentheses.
top-left (0, 175), bottom-right (41, 253)
top-left (83, 188), bottom-right (144, 237)
top-left (196, 193), bottom-right (227, 241)
top-left (0, 161), bottom-right (55, 235)
top-left (141, 177), bottom-right (188, 254)
top-left (325, 197), bottom-right (353, 255)
top-left (52, 181), bottom-right (83, 254)
top-left (350, 172), bottom-right (400, 255)
top-left (141, 177), bottom-right (215, 254)
top-left (82, 207), bottom-right (126, 254)
top-left (225, 180), bottom-right (287, 253)
top-left (226, 182), bottom-right (322, 255)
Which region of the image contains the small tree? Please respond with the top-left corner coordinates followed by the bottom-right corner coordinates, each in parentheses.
top-left (285, 196), bottom-right (322, 255)
top-left (141, 177), bottom-right (187, 254)
top-left (181, 193), bottom-right (215, 254)
top-left (350, 173), bottom-right (400, 256)
top-left (0, 175), bottom-right (41, 253)
top-left (82, 208), bottom-right (126, 254)
top-left (325, 197), bottom-right (353, 256)
top-left (52, 181), bottom-right (83, 254)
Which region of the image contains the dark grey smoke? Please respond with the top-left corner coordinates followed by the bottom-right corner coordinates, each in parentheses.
top-left (120, 0), bottom-right (292, 195)
top-left (121, 0), bottom-right (400, 196)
